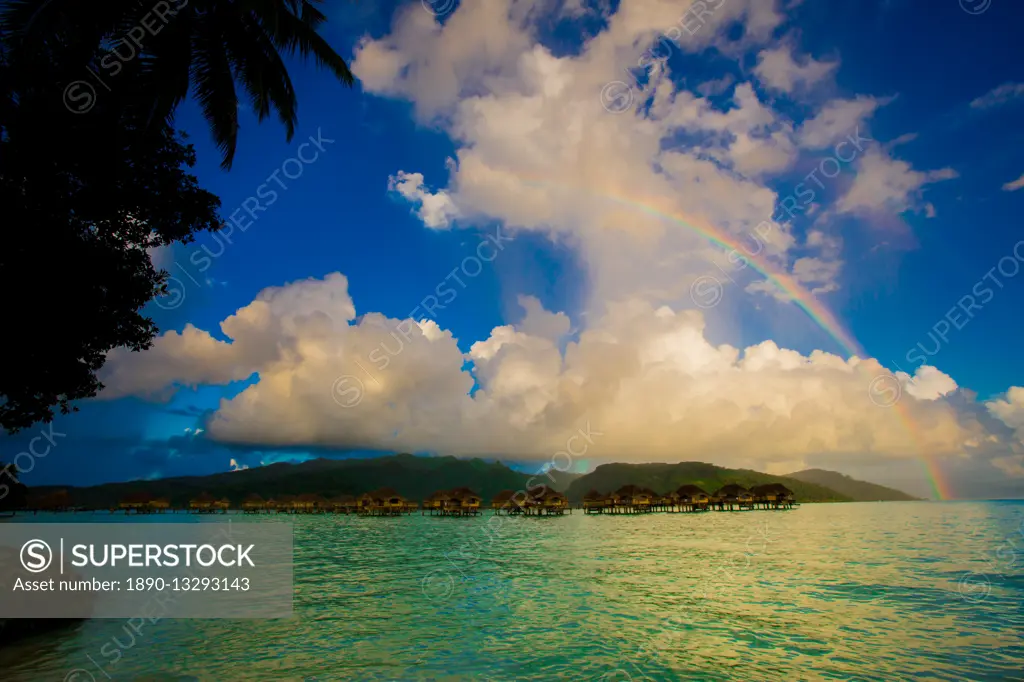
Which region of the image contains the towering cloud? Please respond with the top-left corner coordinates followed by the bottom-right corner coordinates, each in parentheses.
top-left (101, 272), bottom-right (1011, 481)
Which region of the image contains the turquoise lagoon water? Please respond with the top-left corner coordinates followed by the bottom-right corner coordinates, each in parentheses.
top-left (2, 501), bottom-right (1022, 681)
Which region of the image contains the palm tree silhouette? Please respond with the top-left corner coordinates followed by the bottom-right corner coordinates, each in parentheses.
top-left (2, 0), bottom-right (353, 169)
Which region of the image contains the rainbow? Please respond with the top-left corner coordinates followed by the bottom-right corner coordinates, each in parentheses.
top-left (515, 176), bottom-right (950, 500)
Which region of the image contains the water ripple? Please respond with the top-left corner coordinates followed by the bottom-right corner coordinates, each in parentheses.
top-left (1, 502), bottom-right (1021, 681)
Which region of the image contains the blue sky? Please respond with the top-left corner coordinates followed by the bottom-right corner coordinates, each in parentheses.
top-left (5, 0), bottom-right (1024, 499)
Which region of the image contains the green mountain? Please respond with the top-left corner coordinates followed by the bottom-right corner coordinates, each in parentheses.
top-left (564, 462), bottom-right (852, 503)
top-left (30, 456), bottom-right (893, 508)
top-left (785, 469), bottom-right (920, 501)
top-left (34, 454), bottom-right (533, 509)
top-left (545, 470), bottom-right (584, 492)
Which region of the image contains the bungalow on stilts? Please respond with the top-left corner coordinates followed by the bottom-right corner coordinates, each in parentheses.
top-left (582, 489), bottom-right (610, 514)
top-left (750, 483), bottom-right (796, 509)
top-left (712, 484), bottom-right (754, 511)
top-left (518, 486), bottom-right (568, 516)
top-left (671, 484), bottom-right (711, 512)
top-left (359, 488), bottom-right (411, 516)
top-left (242, 493), bottom-right (267, 514)
top-left (328, 494), bottom-right (357, 514)
top-left (422, 490), bottom-right (448, 516)
top-left (491, 490), bottom-right (520, 515)
top-left (446, 488), bottom-right (483, 516)
top-left (608, 485), bottom-right (655, 514)
top-left (188, 492), bottom-right (217, 514)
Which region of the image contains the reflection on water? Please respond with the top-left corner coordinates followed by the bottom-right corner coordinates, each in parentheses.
top-left (2, 502), bottom-right (1022, 681)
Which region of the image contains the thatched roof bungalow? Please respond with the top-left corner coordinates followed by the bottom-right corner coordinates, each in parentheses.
top-left (540, 487), bottom-right (568, 514)
top-left (491, 490), bottom-right (517, 513)
top-left (189, 492), bottom-right (216, 511)
top-left (582, 489), bottom-right (608, 513)
top-left (667, 484), bottom-right (710, 512)
top-left (328, 494), bottom-right (357, 512)
top-left (422, 487), bottom-right (482, 516)
top-left (118, 492), bottom-right (151, 511)
top-left (613, 484), bottom-right (654, 510)
top-left (448, 487), bottom-right (482, 515)
top-left (422, 490), bottom-right (450, 514)
top-left (356, 491), bottom-right (375, 511)
top-left (609, 485), bottom-right (631, 507)
top-left (242, 493), bottom-right (266, 512)
top-left (639, 487), bottom-right (663, 508)
top-left (713, 483), bottom-right (754, 509)
top-left (674, 484), bottom-right (711, 504)
top-left (293, 493), bottom-right (326, 512)
top-left (520, 485), bottom-right (568, 515)
top-left (266, 494), bottom-right (293, 512)
top-left (755, 482), bottom-right (794, 498)
top-left (714, 483), bottom-right (752, 499)
top-left (360, 488), bottom-right (408, 515)
top-left (374, 487), bottom-right (406, 508)
top-left (267, 494), bottom-right (295, 513)
top-left (750, 483), bottom-right (795, 508)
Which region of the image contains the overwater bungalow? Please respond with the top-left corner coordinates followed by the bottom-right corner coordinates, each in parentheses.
top-left (149, 497), bottom-right (171, 513)
top-left (422, 488), bottom-right (482, 516)
top-left (582, 489), bottom-right (609, 514)
top-left (328, 494), bottom-right (357, 514)
top-left (274, 494), bottom-right (298, 513)
top-left (645, 488), bottom-right (670, 511)
top-left (636, 487), bottom-right (657, 513)
top-left (382, 488), bottom-right (412, 515)
top-left (118, 492), bottom-right (152, 514)
top-left (360, 487), bottom-right (410, 516)
top-left (447, 487), bottom-right (483, 516)
top-left (188, 492), bottom-right (217, 514)
top-left (713, 484), bottom-right (754, 511)
top-left (291, 493), bottom-right (326, 513)
top-left (610, 485), bottom-right (655, 514)
top-left (538, 487), bottom-right (569, 515)
top-left (750, 483), bottom-right (796, 509)
top-left (422, 490), bottom-right (449, 516)
top-left (491, 490), bottom-right (519, 515)
top-left (514, 486), bottom-right (568, 516)
top-left (672, 484), bottom-right (711, 512)
top-left (608, 486), bottom-right (629, 512)
top-left (242, 493), bottom-right (267, 514)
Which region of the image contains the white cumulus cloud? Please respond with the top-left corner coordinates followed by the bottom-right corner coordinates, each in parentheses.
top-left (98, 272), bottom-right (1006, 476)
top-left (837, 149), bottom-right (957, 216)
top-left (388, 171), bottom-right (459, 229)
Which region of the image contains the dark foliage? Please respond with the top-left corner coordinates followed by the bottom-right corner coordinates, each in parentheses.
top-left (2, 0), bottom-right (354, 169)
top-left (0, 36), bottom-right (223, 432)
